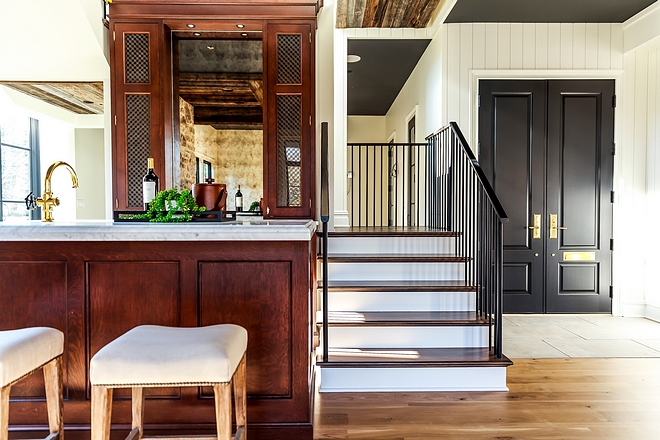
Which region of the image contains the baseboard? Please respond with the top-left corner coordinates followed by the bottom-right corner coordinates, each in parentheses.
top-left (332, 210), bottom-right (350, 228)
top-left (645, 303), bottom-right (660, 323)
top-left (620, 302), bottom-right (647, 317)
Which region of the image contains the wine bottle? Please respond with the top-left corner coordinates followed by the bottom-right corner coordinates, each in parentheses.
top-left (143, 157), bottom-right (159, 210)
top-left (235, 185), bottom-right (243, 212)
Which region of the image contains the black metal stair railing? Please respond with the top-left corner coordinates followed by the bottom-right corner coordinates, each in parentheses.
top-left (321, 122), bottom-right (508, 360)
top-left (426, 122), bottom-right (508, 358)
top-left (320, 122), bottom-right (330, 362)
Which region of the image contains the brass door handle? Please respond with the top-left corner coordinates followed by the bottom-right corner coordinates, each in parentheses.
top-left (549, 214), bottom-right (567, 238)
top-left (528, 214), bottom-right (541, 239)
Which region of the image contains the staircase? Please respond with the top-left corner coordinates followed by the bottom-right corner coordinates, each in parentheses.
top-left (316, 122), bottom-right (512, 392)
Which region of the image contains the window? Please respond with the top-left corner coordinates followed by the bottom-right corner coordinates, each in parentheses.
top-left (195, 157), bottom-right (213, 183)
top-left (0, 113), bottom-right (40, 221)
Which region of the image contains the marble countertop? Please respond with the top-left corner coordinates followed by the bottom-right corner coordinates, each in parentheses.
top-left (0, 218), bottom-right (318, 241)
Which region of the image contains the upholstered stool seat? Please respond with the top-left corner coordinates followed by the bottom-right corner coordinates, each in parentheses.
top-left (0, 327), bottom-right (64, 440)
top-left (90, 325), bottom-right (247, 440)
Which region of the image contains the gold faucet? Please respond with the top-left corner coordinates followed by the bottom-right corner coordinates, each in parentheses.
top-left (35, 161), bottom-right (79, 222)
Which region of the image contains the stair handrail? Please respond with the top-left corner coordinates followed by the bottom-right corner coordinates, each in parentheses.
top-left (426, 122), bottom-right (509, 223)
top-left (426, 122), bottom-right (508, 359)
top-left (320, 122), bottom-right (330, 362)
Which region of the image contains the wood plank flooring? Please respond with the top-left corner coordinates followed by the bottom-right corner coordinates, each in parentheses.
top-left (313, 358), bottom-right (660, 439)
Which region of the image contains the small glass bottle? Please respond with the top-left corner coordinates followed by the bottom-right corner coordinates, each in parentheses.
top-left (235, 185), bottom-right (243, 212)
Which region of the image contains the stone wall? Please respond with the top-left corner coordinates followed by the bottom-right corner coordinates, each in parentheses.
top-left (179, 98), bottom-right (196, 191)
top-left (194, 125), bottom-right (263, 211)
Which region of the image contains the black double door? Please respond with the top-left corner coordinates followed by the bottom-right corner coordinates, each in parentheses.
top-left (479, 80), bottom-right (614, 313)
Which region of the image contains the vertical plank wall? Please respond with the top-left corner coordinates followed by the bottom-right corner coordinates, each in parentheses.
top-left (624, 42), bottom-right (660, 319)
top-left (441, 23), bottom-right (624, 146)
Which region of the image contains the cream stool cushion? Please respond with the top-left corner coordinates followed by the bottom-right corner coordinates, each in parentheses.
top-left (90, 324), bottom-right (248, 386)
top-left (0, 327), bottom-right (64, 388)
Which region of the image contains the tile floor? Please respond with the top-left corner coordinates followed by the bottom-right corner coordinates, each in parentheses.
top-left (503, 314), bottom-right (660, 358)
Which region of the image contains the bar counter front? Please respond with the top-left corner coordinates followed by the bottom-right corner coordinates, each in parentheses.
top-left (0, 219), bottom-right (317, 440)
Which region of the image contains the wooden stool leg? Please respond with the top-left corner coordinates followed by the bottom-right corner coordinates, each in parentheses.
top-left (213, 383), bottom-right (232, 440)
top-left (91, 387), bottom-right (113, 440)
top-left (130, 387), bottom-right (144, 440)
top-left (0, 385), bottom-right (10, 440)
top-left (43, 357), bottom-right (63, 440)
top-left (232, 355), bottom-right (247, 438)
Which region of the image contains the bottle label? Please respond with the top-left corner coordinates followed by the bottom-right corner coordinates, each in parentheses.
top-left (143, 181), bottom-right (156, 204)
top-left (235, 196), bottom-right (243, 209)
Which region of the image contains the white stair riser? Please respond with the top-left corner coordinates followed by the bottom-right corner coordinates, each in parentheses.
top-left (328, 236), bottom-right (455, 254)
top-left (319, 366), bottom-right (508, 392)
top-left (328, 291), bottom-right (476, 312)
top-left (327, 326), bottom-right (488, 348)
top-left (326, 262), bottom-right (464, 281)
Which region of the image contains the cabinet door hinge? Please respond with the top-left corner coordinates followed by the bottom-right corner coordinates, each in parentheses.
top-left (113, 31), bottom-right (116, 41)
top-left (310, 198), bottom-right (312, 208)
top-left (610, 191), bottom-right (615, 203)
top-left (612, 143), bottom-right (616, 155)
top-left (610, 238), bottom-right (614, 251)
top-left (613, 95), bottom-right (617, 108)
top-left (309, 33), bottom-right (312, 43)
top-left (309, 115), bottom-right (312, 126)
top-left (609, 285), bottom-right (614, 298)
top-left (115, 199), bottom-right (118, 209)
top-left (114, 115), bottom-right (117, 125)
top-left (478, 95), bottom-right (481, 108)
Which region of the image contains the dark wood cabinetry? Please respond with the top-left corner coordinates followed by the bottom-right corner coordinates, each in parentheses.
top-left (109, 1), bottom-right (317, 218)
top-left (0, 239), bottom-right (315, 439)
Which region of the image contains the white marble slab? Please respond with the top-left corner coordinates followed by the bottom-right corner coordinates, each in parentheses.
top-left (0, 219), bottom-right (317, 241)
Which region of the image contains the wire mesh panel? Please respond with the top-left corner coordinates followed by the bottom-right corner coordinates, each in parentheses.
top-left (125, 33), bottom-right (150, 83)
top-left (276, 95), bottom-right (301, 207)
top-left (126, 94), bottom-right (150, 207)
top-left (277, 35), bottom-right (302, 85)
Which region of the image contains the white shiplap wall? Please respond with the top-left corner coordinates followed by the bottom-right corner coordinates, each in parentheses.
top-left (441, 23), bottom-right (624, 146)
top-left (624, 42), bottom-right (660, 320)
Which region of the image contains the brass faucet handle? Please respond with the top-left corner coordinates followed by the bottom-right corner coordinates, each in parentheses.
top-left (25, 192), bottom-right (38, 211)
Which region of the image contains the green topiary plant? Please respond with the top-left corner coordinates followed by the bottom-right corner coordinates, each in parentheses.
top-left (136, 188), bottom-right (205, 222)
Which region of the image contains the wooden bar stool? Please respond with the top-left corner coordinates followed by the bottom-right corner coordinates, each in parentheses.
top-left (0, 327), bottom-right (64, 440)
top-left (90, 325), bottom-right (247, 440)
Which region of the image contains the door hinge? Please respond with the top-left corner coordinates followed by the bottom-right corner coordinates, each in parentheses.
top-left (609, 285), bottom-right (614, 298)
top-left (478, 95), bottom-right (481, 108)
top-left (115, 199), bottom-right (118, 209)
top-left (610, 238), bottom-right (614, 251)
top-left (610, 191), bottom-right (615, 203)
top-left (612, 95), bottom-right (617, 108)
top-left (612, 143), bottom-right (616, 155)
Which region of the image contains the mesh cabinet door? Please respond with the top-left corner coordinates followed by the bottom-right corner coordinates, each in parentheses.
top-left (265, 23), bottom-right (314, 218)
top-left (111, 23), bottom-right (163, 211)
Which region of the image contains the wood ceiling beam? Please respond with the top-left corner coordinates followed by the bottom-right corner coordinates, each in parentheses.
top-left (336, 0), bottom-right (441, 28)
top-left (0, 82), bottom-right (104, 115)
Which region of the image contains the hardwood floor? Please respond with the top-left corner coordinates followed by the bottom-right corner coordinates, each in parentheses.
top-left (313, 358), bottom-right (660, 439)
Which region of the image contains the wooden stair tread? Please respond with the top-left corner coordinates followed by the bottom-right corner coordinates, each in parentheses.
top-left (317, 311), bottom-right (489, 326)
top-left (322, 253), bottom-right (468, 263)
top-left (317, 348), bottom-right (512, 368)
top-left (319, 227), bottom-right (460, 237)
top-left (319, 280), bottom-right (477, 292)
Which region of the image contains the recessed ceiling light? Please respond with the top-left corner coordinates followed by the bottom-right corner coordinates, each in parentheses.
top-left (82, 100), bottom-right (94, 104)
top-left (241, 33), bottom-right (248, 37)
top-left (222, 89), bottom-right (233, 92)
top-left (347, 54), bottom-right (361, 63)
top-left (207, 45), bottom-right (215, 50)
top-left (193, 32), bottom-right (201, 36)
top-left (236, 24), bottom-right (245, 29)
top-left (186, 24), bottom-right (195, 28)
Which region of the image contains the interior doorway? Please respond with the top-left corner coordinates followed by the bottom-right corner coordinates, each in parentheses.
top-left (479, 79), bottom-right (614, 314)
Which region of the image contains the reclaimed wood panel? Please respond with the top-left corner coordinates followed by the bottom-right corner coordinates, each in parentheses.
top-left (337, 0), bottom-right (441, 28)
